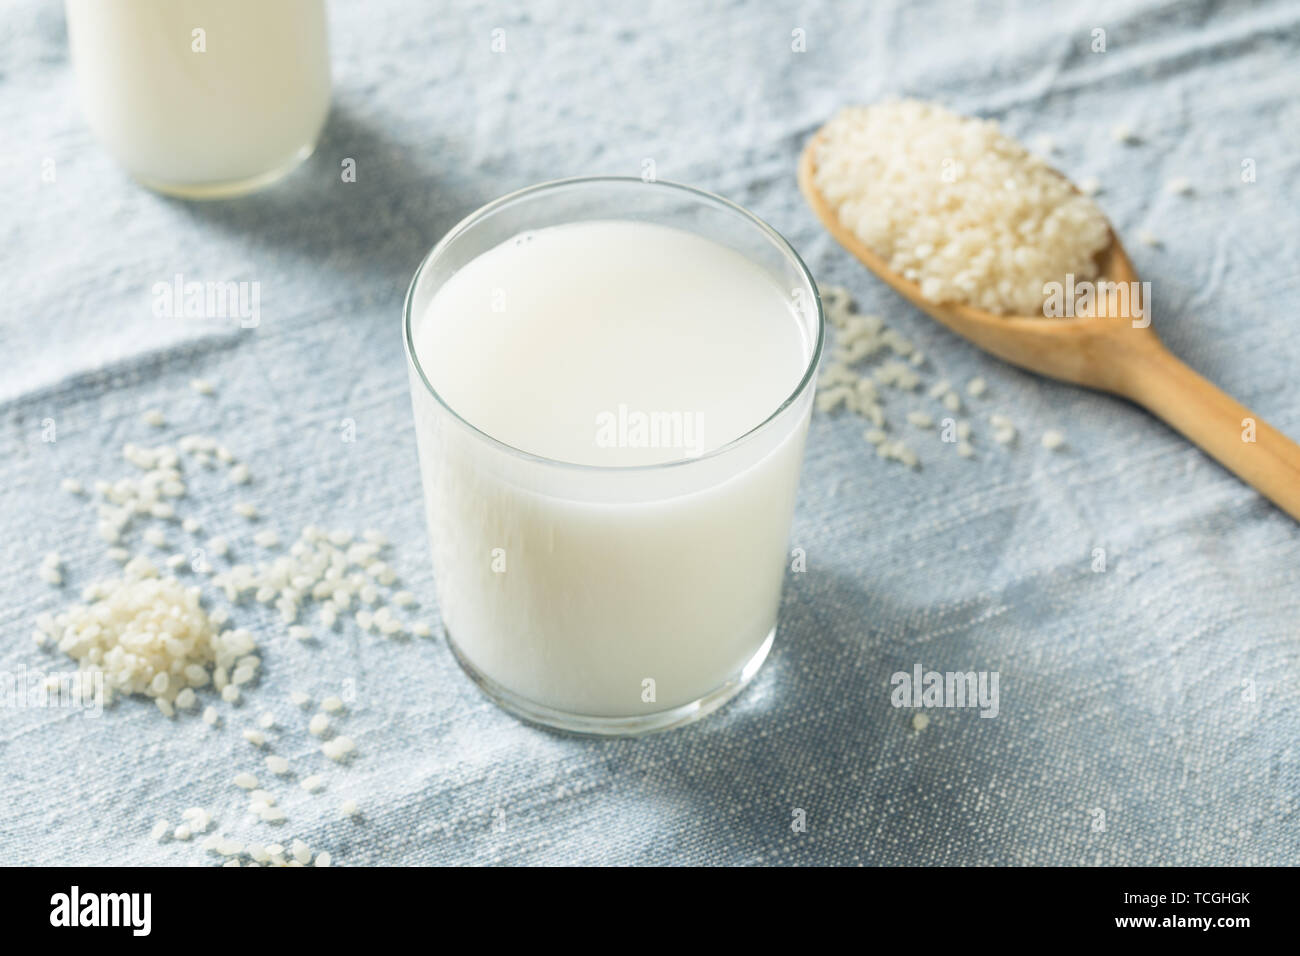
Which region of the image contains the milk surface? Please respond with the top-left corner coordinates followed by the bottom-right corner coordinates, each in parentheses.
top-left (419, 220), bottom-right (808, 466)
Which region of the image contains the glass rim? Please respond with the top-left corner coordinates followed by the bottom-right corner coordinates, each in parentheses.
top-left (402, 175), bottom-right (825, 473)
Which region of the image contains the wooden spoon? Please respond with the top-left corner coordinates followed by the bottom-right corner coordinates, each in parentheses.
top-left (798, 133), bottom-right (1300, 521)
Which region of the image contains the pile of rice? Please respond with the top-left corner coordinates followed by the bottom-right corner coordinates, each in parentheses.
top-left (812, 99), bottom-right (1111, 316)
top-left (36, 558), bottom-right (250, 715)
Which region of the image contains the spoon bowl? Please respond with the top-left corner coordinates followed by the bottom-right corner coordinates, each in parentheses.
top-left (798, 129), bottom-right (1300, 520)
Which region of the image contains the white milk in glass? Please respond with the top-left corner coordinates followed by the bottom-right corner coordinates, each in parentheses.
top-left (65, 0), bottom-right (331, 197)
top-left (408, 217), bottom-right (818, 724)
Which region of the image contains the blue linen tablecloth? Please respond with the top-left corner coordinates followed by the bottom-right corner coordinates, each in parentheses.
top-left (1, 0), bottom-right (1297, 866)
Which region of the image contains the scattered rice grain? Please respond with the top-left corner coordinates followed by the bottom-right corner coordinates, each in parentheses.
top-left (265, 755), bottom-right (290, 775)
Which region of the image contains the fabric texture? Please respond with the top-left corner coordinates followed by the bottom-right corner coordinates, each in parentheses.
top-left (2, 0), bottom-right (1297, 866)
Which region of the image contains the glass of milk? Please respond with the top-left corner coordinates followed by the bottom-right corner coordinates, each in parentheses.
top-left (404, 178), bottom-right (823, 735)
top-left (64, 0), bottom-right (331, 198)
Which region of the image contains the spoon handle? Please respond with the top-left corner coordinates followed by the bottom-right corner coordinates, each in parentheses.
top-left (1122, 343), bottom-right (1300, 521)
